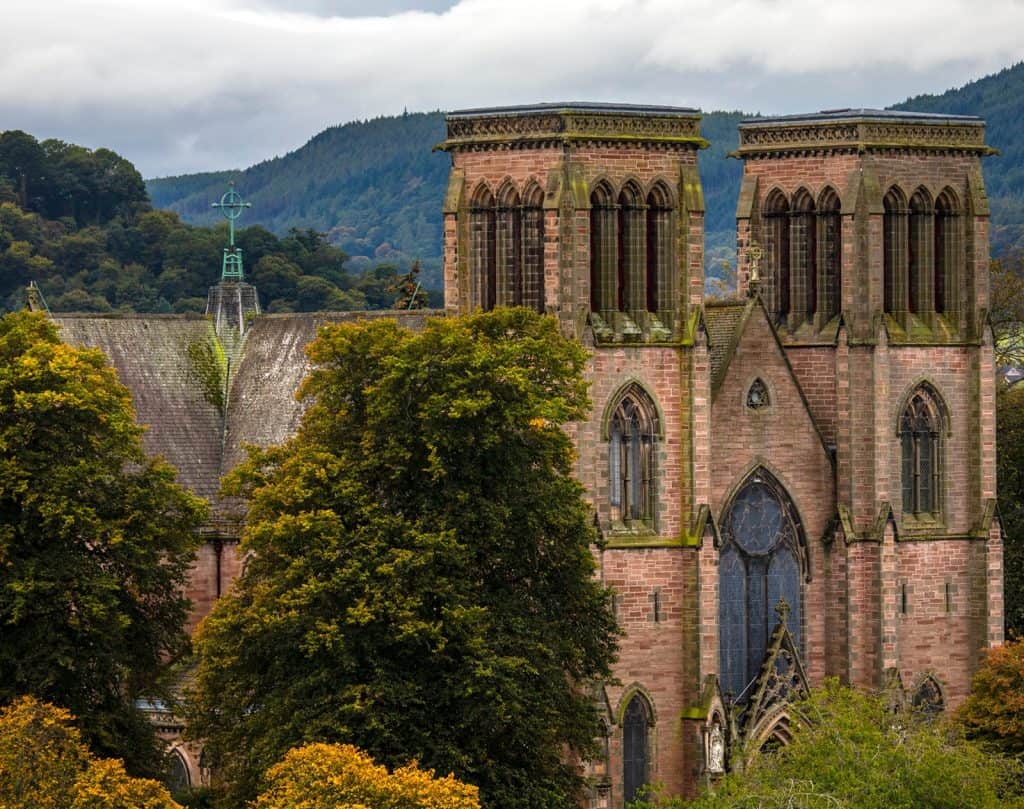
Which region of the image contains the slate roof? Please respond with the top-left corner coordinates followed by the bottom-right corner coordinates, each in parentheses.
top-left (703, 300), bottom-right (750, 390)
top-left (55, 310), bottom-right (439, 530)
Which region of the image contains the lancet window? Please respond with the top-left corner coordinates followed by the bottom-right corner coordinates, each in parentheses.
top-left (608, 386), bottom-right (659, 527)
top-left (817, 188), bottom-right (842, 323)
top-left (763, 190), bottom-right (791, 323)
top-left (934, 188), bottom-right (960, 317)
top-left (646, 183), bottom-right (673, 318)
top-left (790, 189), bottom-right (816, 325)
top-left (470, 185), bottom-right (497, 311)
top-left (900, 386), bottom-right (943, 517)
top-left (908, 188), bottom-right (934, 315)
top-left (622, 694), bottom-right (651, 804)
top-left (719, 470), bottom-right (804, 699)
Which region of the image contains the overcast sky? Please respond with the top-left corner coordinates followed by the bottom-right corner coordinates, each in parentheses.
top-left (3, 0), bottom-right (1023, 178)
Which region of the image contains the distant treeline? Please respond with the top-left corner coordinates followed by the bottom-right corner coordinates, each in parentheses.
top-left (0, 130), bottom-right (438, 314)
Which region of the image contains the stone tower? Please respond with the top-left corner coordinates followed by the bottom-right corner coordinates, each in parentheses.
top-left (733, 109), bottom-right (1003, 700)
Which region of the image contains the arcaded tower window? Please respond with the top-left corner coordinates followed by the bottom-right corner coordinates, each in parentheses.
top-left (817, 187), bottom-right (842, 323)
top-left (934, 188), bottom-right (961, 317)
top-left (883, 186), bottom-right (908, 316)
top-left (590, 181), bottom-right (617, 317)
top-left (520, 181), bottom-right (545, 313)
top-left (901, 386), bottom-right (944, 517)
top-left (646, 182), bottom-right (674, 319)
top-left (763, 189), bottom-right (791, 323)
top-left (622, 694), bottom-right (651, 804)
top-left (469, 184), bottom-right (497, 311)
top-left (608, 386), bottom-right (659, 528)
top-left (908, 187), bottom-right (934, 316)
top-left (790, 188), bottom-right (816, 326)
top-left (719, 469), bottom-right (804, 698)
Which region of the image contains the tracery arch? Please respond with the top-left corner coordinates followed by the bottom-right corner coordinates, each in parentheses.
top-left (618, 181), bottom-right (645, 314)
top-left (883, 186), bottom-right (908, 315)
top-left (763, 189), bottom-right (790, 323)
top-left (719, 468), bottom-right (805, 699)
top-left (934, 187), bottom-right (960, 317)
top-left (605, 384), bottom-right (660, 527)
top-left (521, 180), bottom-right (545, 313)
top-left (469, 183), bottom-right (496, 311)
top-left (790, 188), bottom-right (816, 324)
top-left (620, 691), bottom-right (654, 805)
top-left (646, 181), bottom-right (674, 319)
top-left (899, 383), bottom-right (945, 517)
top-left (590, 180), bottom-right (617, 317)
top-left (908, 187), bottom-right (934, 315)
top-left (817, 187), bottom-right (842, 323)
top-left (165, 749), bottom-right (190, 795)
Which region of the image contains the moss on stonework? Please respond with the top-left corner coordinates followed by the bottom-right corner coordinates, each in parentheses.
top-left (187, 327), bottom-right (228, 413)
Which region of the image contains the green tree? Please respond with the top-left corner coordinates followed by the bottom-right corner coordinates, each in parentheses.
top-left (187, 308), bottom-right (619, 809)
top-left (253, 743), bottom-right (480, 809)
top-left (0, 312), bottom-right (206, 775)
top-left (999, 379), bottom-right (1024, 637)
top-left (0, 696), bottom-right (182, 809)
top-left (680, 680), bottom-right (1021, 809)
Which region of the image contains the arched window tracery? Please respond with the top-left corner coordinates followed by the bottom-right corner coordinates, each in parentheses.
top-left (590, 181), bottom-right (617, 317)
top-left (934, 188), bottom-right (960, 317)
top-left (790, 189), bottom-right (816, 326)
top-left (719, 469), bottom-right (804, 699)
top-left (469, 184), bottom-right (496, 311)
top-left (622, 694), bottom-right (651, 804)
top-left (165, 750), bottom-right (190, 795)
top-left (817, 187), bottom-right (841, 323)
top-left (900, 385), bottom-right (944, 517)
top-left (883, 186), bottom-right (908, 316)
top-left (608, 386), bottom-right (659, 527)
top-left (764, 190), bottom-right (791, 323)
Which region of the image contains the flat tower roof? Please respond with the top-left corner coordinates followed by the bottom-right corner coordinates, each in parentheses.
top-left (741, 107), bottom-right (983, 126)
top-left (449, 102), bottom-right (700, 118)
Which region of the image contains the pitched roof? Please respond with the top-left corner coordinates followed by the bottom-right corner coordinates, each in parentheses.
top-left (55, 310), bottom-right (440, 529)
top-left (703, 300), bottom-right (749, 390)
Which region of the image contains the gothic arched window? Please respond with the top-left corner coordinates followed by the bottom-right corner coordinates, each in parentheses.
top-left (590, 182), bottom-right (616, 317)
top-left (817, 187), bottom-right (841, 323)
top-left (622, 695), bottom-right (651, 804)
top-left (719, 470), bottom-right (804, 698)
top-left (908, 187), bottom-right (934, 316)
top-left (470, 184), bottom-right (496, 311)
top-left (521, 181), bottom-right (545, 313)
top-left (764, 190), bottom-right (790, 323)
top-left (901, 386), bottom-right (943, 516)
top-left (618, 182), bottom-right (645, 314)
top-left (165, 750), bottom-right (190, 795)
top-left (608, 387), bottom-right (659, 527)
top-left (495, 182), bottom-right (521, 308)
top-left (934, 188), bottom-right (960, 317)
top-left (884, 187), bottom-right (908, 315)
top-left (646, 182), bottom-right (673, 318)
top-left (790, 189), bottom-right (816, 325)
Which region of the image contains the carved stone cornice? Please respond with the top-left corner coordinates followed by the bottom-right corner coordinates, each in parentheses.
top-left (735, 115), bottom-right (994, 158)
top-left (436, 104), bottom-right (708, 152)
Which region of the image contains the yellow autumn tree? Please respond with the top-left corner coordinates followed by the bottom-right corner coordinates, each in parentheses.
top-left (254, 743), bottom-right (480, 809)
top-left (0, 696), bottom-right (181, 809)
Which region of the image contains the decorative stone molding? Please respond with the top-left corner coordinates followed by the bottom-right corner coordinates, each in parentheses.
top-left (736, 115), bottom-right (993, 158)
top-left (437, 104), bottom-right (708, 152)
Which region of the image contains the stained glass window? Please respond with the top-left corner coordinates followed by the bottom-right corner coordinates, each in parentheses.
top-left (747, 378), bottom-right (770, 410)
top-left (900, 387), bottom-right (942, 516)
top-left (719, 471), bottom-right (804, 699)
top-left (609, 387), bottom-right (658, 527)
top-left (623, 695), bottom-right (650, 804)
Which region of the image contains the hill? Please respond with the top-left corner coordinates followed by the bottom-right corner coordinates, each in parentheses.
top-left (147, 110), bottom-right (746, 289)
top-left (148, 64), bottom-right (1024, 293)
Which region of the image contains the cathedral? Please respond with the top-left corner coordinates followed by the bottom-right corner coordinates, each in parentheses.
top-left (49, 103), bottom-right (1003, 806)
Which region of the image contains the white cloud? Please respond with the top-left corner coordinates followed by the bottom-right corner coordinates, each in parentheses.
top-left (2, 0), bottom-right (1020, 176)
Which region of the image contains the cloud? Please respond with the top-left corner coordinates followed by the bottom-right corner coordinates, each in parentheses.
top-left (2, 0), bottom-right (1021, 177)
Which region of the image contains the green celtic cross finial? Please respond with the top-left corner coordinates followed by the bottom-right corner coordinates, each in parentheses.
top-left (211, 182), bottom-right (252, 281)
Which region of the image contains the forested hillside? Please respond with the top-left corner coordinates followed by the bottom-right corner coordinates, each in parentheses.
top-left (148, 110), bottom-right (747, 289)
top-left (894, 61), bottom-right (1024, 256)
top-left (150, 64), bottom-right (1024, 294)
top-left (0, 130), bottom-right (434, 314)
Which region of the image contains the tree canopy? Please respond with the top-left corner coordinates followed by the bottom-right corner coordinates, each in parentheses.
top-left (0, 696), bottom-right (182, 809)
top-left (667, 680), bottom-right (1022, 809)
top-left (0, 312), bottom-right (206, 775)
top-left (959, 638), bottom-right (1024, 758)
top-left (187, 308), bottom-right (619, 809)
top-left (253, 743), bottom-right (479, 809)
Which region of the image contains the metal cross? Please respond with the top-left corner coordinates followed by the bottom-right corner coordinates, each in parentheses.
top-left (211, 182), bottom-right (251, 249)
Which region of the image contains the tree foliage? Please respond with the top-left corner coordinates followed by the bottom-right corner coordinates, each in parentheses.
top-left (0, 312), bottom-right (206, 775)
top-left (680, 680), bottom-right (1022, 809)
top-left (998, 377), bottom-right (1024, 637)
top-left (959, 638), bottom-right (1024, 757)
top-left (0, 696), bottom-right (182, 809)
top-left (253, 743), bottom-right (479, 809)
top-left (187, 308), bottom-right (619, 809)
